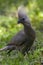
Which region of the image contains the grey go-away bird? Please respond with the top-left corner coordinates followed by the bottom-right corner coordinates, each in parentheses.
top-left (0, 6), bottom-right (36, 55)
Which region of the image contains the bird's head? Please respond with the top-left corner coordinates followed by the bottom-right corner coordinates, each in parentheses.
top-left (17, 6), bottom-right (29, 24)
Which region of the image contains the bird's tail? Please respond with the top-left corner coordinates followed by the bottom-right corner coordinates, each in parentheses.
top-left (0, 45), bottom-right (15, 51)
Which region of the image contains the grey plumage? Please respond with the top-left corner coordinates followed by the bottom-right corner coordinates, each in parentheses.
top-left (0, 6), bottom-right (36, 55)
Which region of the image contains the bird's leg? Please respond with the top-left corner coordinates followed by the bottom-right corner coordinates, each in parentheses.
top-left (7, 49), bottom-right (13, 56)
top-left (22, 51), bottom-right (26, 55)
top-left (7, 45), bottom-right (17, 55)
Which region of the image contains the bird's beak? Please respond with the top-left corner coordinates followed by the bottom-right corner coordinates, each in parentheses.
top-left (18, 19), bottom-right (20, 24)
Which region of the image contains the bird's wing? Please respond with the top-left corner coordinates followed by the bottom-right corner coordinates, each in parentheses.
top-left (8, 30), bottom-right (26, 46)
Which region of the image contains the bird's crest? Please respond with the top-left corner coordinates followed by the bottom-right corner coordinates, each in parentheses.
top-left (18, 5), bottom-right (27, 18)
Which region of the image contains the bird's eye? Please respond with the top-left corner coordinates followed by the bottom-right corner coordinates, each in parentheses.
top-left (22, 18), bottom-right (25, 20)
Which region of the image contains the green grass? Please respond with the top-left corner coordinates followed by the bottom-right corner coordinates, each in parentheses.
top-left (0, 15), bottom-right (43, 65)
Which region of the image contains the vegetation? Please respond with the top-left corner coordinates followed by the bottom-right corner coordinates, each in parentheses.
top-left (0, 0), bottom-right (43, 65)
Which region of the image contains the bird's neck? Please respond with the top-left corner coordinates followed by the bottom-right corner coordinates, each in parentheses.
top-left (24, 24), bottom-right (32, 33)
top-left (24, 23), bottom-right (35, 37)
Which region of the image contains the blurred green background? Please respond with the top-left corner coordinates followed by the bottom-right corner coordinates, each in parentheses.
top-left (0, 0), bottom-right (43, 65)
